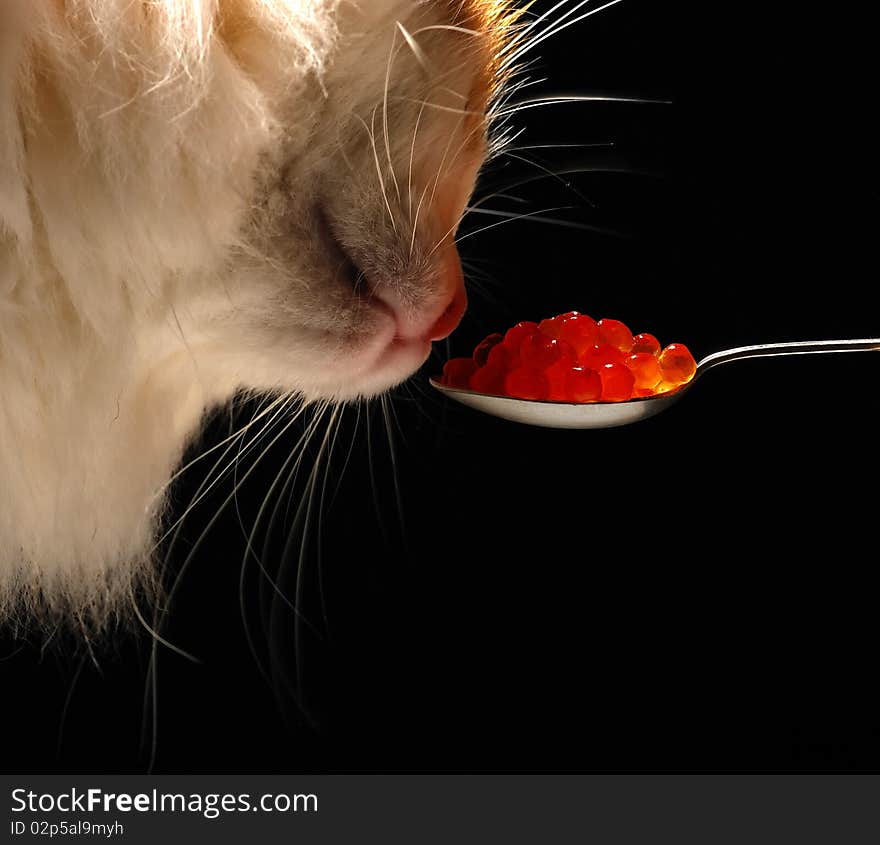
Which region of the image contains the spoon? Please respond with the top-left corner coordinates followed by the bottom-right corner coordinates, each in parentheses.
top-left (429, 338), bottom-right (880, 429)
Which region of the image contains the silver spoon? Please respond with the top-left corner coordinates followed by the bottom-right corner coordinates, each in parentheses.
top-left (430, 338), bottom-right (880, 429)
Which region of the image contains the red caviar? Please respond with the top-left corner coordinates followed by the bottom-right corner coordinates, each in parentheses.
top-left (439, 310), bottom-right (697, 403)
top-left (597, 318), bottom-right (633, 354)
top-left (473, 333), bottom-right (503, 368)
top-left (441, 357), bottom-right (477, 389)
top-left (520, 334), bottom-right (576, 370)
top-left (626, 353), bottom-right (663, 390)
top-left (470, 362), bottom-right (506, 395)
top-left (631, 332), bottom-right (661, 356)
top-left (505, 367), bottom-right (549, 401)
top-left (599, 362), bottom-right (635, 402)
top-left (659, 343), bottom-right (697, 385)
top-left (581, 344), bottom-right (626, 370)
top-left (503, 321), bottom-right (538, 354)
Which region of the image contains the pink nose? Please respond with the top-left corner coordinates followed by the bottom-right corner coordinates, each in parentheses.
top-left (383, 248), bottom-right (468, 342)
top-left (428, 279), bottom-right (468, 341)
top-left (425, 250), bottom-right (468, 341)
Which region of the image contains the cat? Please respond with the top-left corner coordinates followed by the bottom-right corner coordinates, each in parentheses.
top-left (0, 0), bottom-right (524, 627)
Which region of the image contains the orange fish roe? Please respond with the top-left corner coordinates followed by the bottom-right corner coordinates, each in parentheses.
top-left (631, 332), bottom-right (661, 356)
top-left (626, 353), bottom-right (663, 390)
top-left (658, 343), bottom-right (698, 385)
top-left (438, 311), bottom-right (698, 402)
top-left (596, 318), bottom-right (633, 354)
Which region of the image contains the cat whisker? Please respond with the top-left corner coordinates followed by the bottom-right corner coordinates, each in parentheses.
top-left (500, 0), bottom-right (573, 55)
top-left (143, 395), bottom-right (309, 771)
top-left (354, 110), bottom-right (398, 234)
top-left (148, 393), bottom-right (294, 555)
top-left (462, 205), bottom-right (628, 237)
top-left (73, 614), bottom-right (102, 671)
top-left (468, 161), bottom-right (662, 216)
top-left (150, 392), bottom-right (292, 503)
top-left (459, 258), bottom-right (508, 308)
top-left (423, 116), bottom-right (490, 259)
top-left (379, 394), bottom-right (408, 556)
top-left (408, 24), bottom-right (485, 40)
top-left (396, 21), bottom-right (433, 77)
top-left (364, 402), bottom-right (390, 549)
top-left (424, 122), bottom-right (465, 245)
top-left (56, 655), bottom-right (87, 757)
top-left (383, 29), bottom-right (402, 203)
top-left (308, 407), bottom-right (342, 638)
top-left (246, 405), bottom-right (329, 638)
top-left (501, 150), bottom-right (597, 208)
top-left (235, 401), bottom-right (329, 728)
top-left (481, 191), bottom-right (529, 204)
top-left (395, 377), bottom-right (445, 428)
top-left (455, 205), bottom-right (575, 244)
top-left (493, 93), bottom-right (673, 121)
top-left (154, 392), bottom-right (294, 636)
top-left (503, 141), bottom-right (616, 153)
top-left (493, 0), bottom-right (577, 70)
top-left (410, 181), bottom-right (430, 258)
top-left (396, 97), bottom-right (482, 118)
top-left (240, 402), bottom-right (332, 696)
top-left (129, 584), bottom-right (200, 664)
top-left (269, 404), bottom-right (336, 715)
top-left (407, 100), bottom-right (426, 222)
top-left (500, 0), bottom-right (626, 71)
top-left (328, 401), bottom-right (362, 510)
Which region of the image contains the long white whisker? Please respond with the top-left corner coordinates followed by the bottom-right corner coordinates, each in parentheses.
top-left (408, 100), bottom-right (427, 222)
top-left (129, 585), bottom-right (200, 664)
top-left (501, 0), bottom-right (627, 70)
top-left (462, 205), bottom-right (626, 237)
top-left (143, 395), bottom-right (307, 770)
top-left (148, 394), bottom-right (294, 556)
top-left (504, 142), bottom-right (615, 152)
top-left (469, 162), bottom-right (660, 214)
top-left (396, 97), bottom-right (482, 117)
top-left (410, 182), bottom-right (430, 258)
top-left (383, 28), bottom-right (402, 202)
top-left (249, 404), bottom-right (330, 636)
top-left (355, 110), bottom-right (397, 233)
top-left (149, 393), bottom-right (289, 503)
top-left (396, 21), bottom-right (432, 75)
top-left (502, 150), bottom-right (596, 208)
top-left (456, 205), bottom-right (582, 244)
top-left (409, 24), bottom-right (484, 39)
top-left (423, 116), bottom-right (489, 258)
top-left (316, 407), bottom-right (345, 631)
top-left (380, 395), bottom-right (407, 551)
top-left (493, 94), bottom-right (672, 121)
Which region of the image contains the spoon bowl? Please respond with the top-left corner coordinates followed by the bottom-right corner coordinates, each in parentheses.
top-left (430, 338), bottom-right (880, 429)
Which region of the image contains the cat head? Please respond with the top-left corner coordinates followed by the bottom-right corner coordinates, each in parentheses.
top-left (4, 1), bottom-right (521, 402)
top-left (215, 0), bottom-right (520, 401)
top-left (0, 0), bottom-right (524, 619)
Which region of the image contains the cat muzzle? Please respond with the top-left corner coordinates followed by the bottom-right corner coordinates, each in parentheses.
top-left (377, 246), bottom-right (468, 343)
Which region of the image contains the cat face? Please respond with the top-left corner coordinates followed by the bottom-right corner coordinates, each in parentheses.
top-left (190, 0), bottom-right (512, 401)
top-left (0, 1), bottom-right (520, 616)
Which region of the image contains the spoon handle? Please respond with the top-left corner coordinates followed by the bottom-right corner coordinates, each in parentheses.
top-left (696, 338), bottom-right (880, 377)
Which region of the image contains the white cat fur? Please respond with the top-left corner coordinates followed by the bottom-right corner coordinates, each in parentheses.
top-left (0, 0), bottom-right (512, 625)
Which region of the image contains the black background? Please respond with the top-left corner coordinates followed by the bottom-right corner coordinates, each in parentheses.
top-left (3, 1), bottom-right (879, 773)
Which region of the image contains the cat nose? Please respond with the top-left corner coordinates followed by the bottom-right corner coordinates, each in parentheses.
top-left (425, 249), bottom-right (467, 341)
top-left (375, 247), bottom-right (468, 342)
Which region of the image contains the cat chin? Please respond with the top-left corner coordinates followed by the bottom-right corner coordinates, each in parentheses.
top-left (297, 336), bottom-right (433, 403)
top-left (357, 336), bottom-right (434, 397)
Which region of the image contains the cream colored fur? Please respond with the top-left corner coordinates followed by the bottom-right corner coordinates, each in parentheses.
top-left (0, 0), bottom-right (505, 625)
